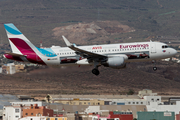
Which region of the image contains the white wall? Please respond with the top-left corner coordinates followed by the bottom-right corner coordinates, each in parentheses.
top-left (20, 116), bottom-right (46, 120)
top-left (108, 99), bottom-right (147, 105)
top-left (144, 96), bottom-right (162, 105)
top-left (146, 101), bottom-right (180, 114)
top-left (125, 100), bottom-right (147, 105)
top-left (11, 101), bottom-right (43, 106)
top-left (3, 106), bottom-right (22, 120)
top-left (7, 63), bottom-right (16, 74)
top-left (0, 67), bottom-right (2, 73)
top-left (85, 106), bottom-right (100, 114)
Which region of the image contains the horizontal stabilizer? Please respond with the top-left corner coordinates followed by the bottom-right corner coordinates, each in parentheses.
top-left (4, 53), bottom-right (25, 57)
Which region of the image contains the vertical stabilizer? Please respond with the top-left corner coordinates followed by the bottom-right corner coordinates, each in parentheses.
top-left (4, 23), bottom-right (37, 55)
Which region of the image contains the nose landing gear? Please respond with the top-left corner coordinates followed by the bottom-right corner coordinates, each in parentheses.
top-left (152, 60), bottom-right (157, 71)
top-left (153, 67), bottom-right (157, 71)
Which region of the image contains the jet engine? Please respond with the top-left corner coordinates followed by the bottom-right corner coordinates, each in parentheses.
top-left (103, 56), bottom-right (126, 69)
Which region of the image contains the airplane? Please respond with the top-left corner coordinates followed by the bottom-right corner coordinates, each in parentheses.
top-left (3, 23), bottom-right (177, 76)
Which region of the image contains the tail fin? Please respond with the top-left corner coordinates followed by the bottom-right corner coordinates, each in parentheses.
top-left (4, 23), bottom-right (37, 55)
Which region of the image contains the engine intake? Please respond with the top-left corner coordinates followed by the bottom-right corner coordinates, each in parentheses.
top-left (103, 56), bottom-right (126, 69)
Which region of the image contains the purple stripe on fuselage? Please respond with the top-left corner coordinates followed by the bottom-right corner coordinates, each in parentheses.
top-left (9, 38), bottom-right (46, 65)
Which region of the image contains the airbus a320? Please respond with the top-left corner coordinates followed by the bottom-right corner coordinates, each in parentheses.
top-left (3, 23), bottom-right (177, 75)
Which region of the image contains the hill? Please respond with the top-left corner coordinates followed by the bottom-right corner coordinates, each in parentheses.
top-left (0, 0), bottom-right (180, 47)
top-left (0, 0), bottom-right (180, 96)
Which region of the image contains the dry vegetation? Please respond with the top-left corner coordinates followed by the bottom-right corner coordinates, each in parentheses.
top-left (0, 61), bottom-right (180, 97)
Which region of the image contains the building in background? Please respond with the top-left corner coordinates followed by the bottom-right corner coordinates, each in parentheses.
top-left (3, 101), bottom-right (49, 120)
top-left (23, 104), bottom-right (53, 118)
top-left (137, 111), bottom-right (175, 120)
top-left (1, 63), bottom-right (26, 74)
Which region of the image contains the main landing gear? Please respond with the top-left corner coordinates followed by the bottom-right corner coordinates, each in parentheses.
top-left (92, 68), bottom-right (100, 76)
top-left (92, 61), bottom-right (100, 76)
top-left (152, 60), bottom-right (157, 71)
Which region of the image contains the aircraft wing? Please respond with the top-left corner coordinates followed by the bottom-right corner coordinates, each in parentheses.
top-left (62, 36), bottom-right (107, 59)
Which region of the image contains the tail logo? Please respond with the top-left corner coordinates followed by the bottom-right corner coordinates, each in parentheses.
top-left (4, 23), bottom-right (22, 35)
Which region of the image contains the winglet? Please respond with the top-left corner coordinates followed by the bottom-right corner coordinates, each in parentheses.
top-left (62, 36), bottom-right (72, 47)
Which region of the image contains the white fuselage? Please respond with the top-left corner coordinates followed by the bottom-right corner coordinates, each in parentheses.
top-left (40, 41), bottom-right (177, 65)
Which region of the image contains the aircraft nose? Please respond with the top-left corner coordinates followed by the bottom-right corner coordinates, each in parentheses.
top-left (172, 48), bottom-right (177, 55)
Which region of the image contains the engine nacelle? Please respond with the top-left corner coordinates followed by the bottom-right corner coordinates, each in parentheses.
top-left (103, 56), bottom-right (126, 69)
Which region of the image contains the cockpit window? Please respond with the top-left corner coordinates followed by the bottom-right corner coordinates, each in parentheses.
top-left (162, 45), bottom-right (168, 48)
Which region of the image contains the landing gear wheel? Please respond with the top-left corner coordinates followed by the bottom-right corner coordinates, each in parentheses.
top-left (92, 68), bottom-right (100, 76)
top-left (153, 67), bottom-right (157, 71)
